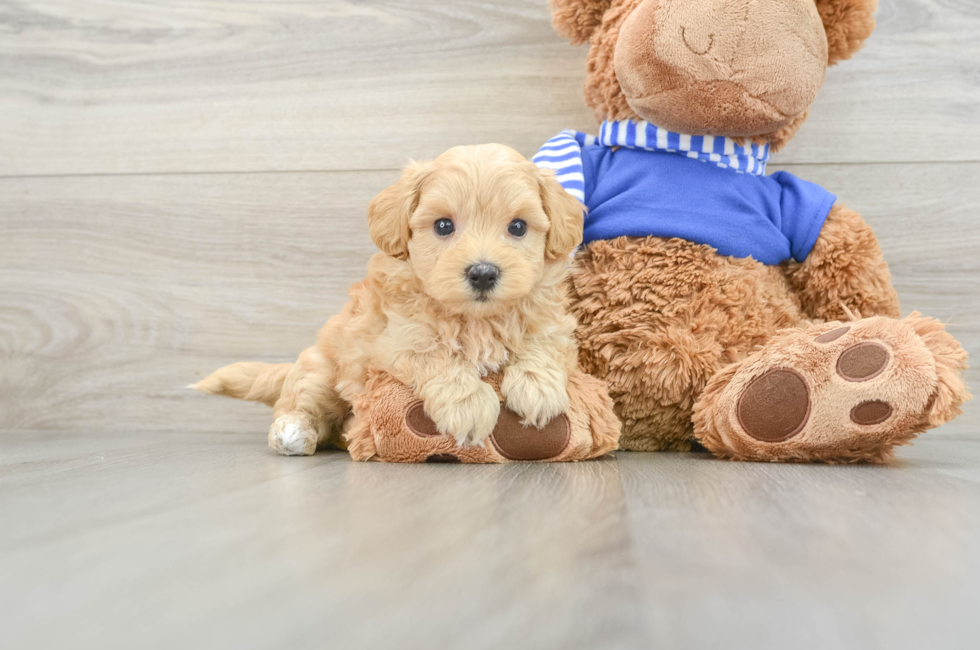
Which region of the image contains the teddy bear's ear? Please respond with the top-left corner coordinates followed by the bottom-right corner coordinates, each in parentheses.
top-left (815, 0), bottom-right (878, 65)
top-left (549, 0), bottom-right (612, 45)
top-left (367, 160), bottom-right (433, 260)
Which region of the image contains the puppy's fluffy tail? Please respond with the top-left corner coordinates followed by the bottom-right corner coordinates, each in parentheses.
top-left (189, 362), bottom-right (292, 407)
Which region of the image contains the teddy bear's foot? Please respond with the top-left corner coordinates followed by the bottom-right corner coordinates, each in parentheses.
top-left (693, 313), bottom-right (970, 463)
top-left (344, 369), bottom-right (620, 463)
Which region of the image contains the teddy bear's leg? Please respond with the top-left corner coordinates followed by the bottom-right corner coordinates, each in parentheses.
top-left (568, 237), bottom-right (806, 451)
top-left (268, 346), bottom-right (348, 456)
top-left (783, 205), bottom-right (901, 321)
top-left (346, 370), bottom-right (619, 463)
top-left (692, 314), bottom-right (970, 463)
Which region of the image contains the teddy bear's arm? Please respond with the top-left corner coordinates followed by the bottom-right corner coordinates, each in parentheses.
top-left (783, 204), bottom-right (901, 322)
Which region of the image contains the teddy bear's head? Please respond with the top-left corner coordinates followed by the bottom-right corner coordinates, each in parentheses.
top-left (551, 0), bottom-right (877, 148)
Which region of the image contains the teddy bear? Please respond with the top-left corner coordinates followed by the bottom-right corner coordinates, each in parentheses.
top-left (532, 0), bottom-right (971, 462)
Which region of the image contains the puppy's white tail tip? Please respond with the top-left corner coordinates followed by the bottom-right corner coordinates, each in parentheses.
top-left (192, 362), bottom-right (292, 407)
top-left (187, 376), bottom-right (226, 396)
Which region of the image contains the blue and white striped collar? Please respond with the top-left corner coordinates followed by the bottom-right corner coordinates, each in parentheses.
top-left (597, 120), bottom-right (771, 175)
top-left (537, 120), bottom-right (771, 178)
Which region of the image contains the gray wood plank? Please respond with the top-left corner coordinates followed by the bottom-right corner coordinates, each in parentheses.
top-left (615, 444), bottom-right (980, 649)
top-left (1, 163), bottom-right (977, 436)
top-left (1, 0), bottom-right (978, 177)
top-left (0, 430), bottom-right (646, 650)
top-left (0, 432), bottom-right (977, 650)
top-left (0, 170), bottom-right (393, 433)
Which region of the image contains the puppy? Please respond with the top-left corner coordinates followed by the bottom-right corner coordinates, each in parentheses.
top-left (193, 144), bottom-right (585, 455)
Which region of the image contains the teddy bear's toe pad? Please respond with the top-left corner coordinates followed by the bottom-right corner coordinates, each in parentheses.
top-left (836, 342), bottom-right (889, 381)
top-left (850, 400), bottom-right (893, 425)
top-left (737, 368), bottom-right (810, 442)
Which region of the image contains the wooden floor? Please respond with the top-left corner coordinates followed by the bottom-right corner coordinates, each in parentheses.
top-left (2, 434), bottom-right (979, 650)
top-left (1, 1), bottom-right (978, 648)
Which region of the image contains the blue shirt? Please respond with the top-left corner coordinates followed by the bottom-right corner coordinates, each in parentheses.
top-left (579, 146), bottom-right (835, 264)
top-left (533, 123), bottom-right (837, 265)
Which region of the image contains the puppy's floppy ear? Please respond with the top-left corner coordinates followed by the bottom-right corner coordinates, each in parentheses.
top-left (814, 0), bottom-right (878, 65)
top-left (549, 0), bottom-right (612, 45)
top-left (536, 167), bottom-right (584, 260)
top-left (367, 160), bottom-right (432, 260)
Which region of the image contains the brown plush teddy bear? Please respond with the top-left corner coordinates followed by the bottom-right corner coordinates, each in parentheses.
top-left (537, 0), bottom-right (971, 462)
top-left (343, 369), bottom-right (620, 463)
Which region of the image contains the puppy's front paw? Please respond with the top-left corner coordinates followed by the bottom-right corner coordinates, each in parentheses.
top-left (502, 366), bottom-right (570, 428)
top-left (426, 380), bottom-right (501, 447)
top-left (269, 414), bottom-right (318, 456)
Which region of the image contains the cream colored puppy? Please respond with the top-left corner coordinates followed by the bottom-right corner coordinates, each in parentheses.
top-left (195, 144), bottom-right (584, 455)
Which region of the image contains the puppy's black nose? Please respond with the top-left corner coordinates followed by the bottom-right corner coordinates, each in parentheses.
top-left (466, 262), bottom-right (499, 292)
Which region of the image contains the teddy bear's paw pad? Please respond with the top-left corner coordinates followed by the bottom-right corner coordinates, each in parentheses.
top-left (406, 402), bottom-right (440, 437)
top-left (850, 400), bottom-right (894, 425)
top-left (814, 325), bottom-right (850, 343)
top-left (737, 368), bottom-right (811, 442)
top-left (489, 409), bottom-right (571, 461)
top-left (835, 342), bottom-right (889, 382)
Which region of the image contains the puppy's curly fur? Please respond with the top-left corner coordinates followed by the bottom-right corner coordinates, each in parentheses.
top-left (194, 144), bottom-right (585, 455)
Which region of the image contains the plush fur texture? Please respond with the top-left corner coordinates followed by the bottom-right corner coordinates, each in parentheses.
top-left (568, 235), bottom-right (805, 451)
top-left (783, 204), bottom-right (900, 322)
top-left (550, 0), bottom-right (970, 462)
top-left (816, 0), bottom-right (878, 66)
top-left (194, 144), bottom-right (600, 457)
top-left (345, 369), bottom-right (620, 463)
top-left (551, 0), bottom-right (613, 44)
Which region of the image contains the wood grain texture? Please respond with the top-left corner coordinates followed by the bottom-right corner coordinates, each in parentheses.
top-left (1, 433), bottom-right (978, 650)
top-left (1, 0), bottom-right (979, 177)
top-left (0, 170), bottom-right (392, 432)
top-left (1, 163), bottom-right (977, 437)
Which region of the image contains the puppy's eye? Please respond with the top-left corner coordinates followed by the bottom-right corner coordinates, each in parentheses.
top-left (507, 219), bottom-right (527, 238)
top-left (434, 218), bottom-right (455, 237)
